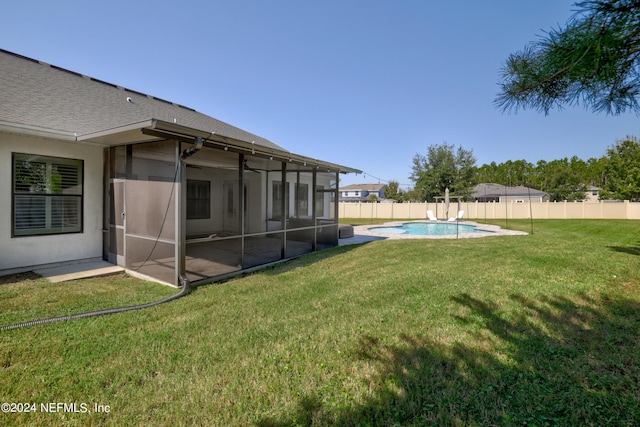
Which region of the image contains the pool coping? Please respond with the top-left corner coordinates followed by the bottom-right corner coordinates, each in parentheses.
top-left (349, 220), bottom-right (528, 241)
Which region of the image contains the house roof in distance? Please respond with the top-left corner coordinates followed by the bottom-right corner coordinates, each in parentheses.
top-left (339, 183), bottom-right (385, 192)
top-left (473, 183), bottom-right (548, 198)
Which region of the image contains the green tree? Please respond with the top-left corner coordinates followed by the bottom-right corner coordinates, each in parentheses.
top-left (585, 156), bottom-right (609, 187)
top-left (383, 180), bottom-right (405, 202)
top-left (502, 160), bottom-right (536, 186)
top-left (600, 136), bottom-right (640, 200)
top-left (402, 188), bottom-right (423, 202)
top-left (474, 160), bottom-right (536, 187)
top-left (473, 157), bottom-right (592, 201)
top-left (540, 158), bottom-right (588, 201)
top-left (410, 143), bottom-right (476, 202)
top-left (474, 162), bottom-right (502, 185)
top-left (496, 0), bottom-right (640, 115)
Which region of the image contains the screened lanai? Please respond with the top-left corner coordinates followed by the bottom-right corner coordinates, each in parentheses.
top-left (104, 123), bottom-right (356, 287)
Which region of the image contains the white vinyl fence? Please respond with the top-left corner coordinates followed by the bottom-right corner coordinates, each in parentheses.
top-left (339, 201), bottom-right (640, 220)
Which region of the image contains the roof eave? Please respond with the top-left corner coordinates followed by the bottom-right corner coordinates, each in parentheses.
top-left (0, 120), bottom-right (77, 141)
top-left (149, 119), bottom-right (362, 174)
top-left (76, 120), bottom-right (158, 146)
top-left (73, 118), bottom-right (360, 174)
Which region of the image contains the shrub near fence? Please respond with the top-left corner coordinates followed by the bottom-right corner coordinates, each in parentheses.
top-left (339, 201), bottom-right (640, 220)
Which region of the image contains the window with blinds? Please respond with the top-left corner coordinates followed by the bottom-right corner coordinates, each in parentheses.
top-left (12, 153), bottom-right (83, 236)
top-left (187, 179), bottom-right (210, 220)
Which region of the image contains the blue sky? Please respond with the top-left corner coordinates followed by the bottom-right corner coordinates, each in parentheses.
top-left (2, 1), bottom-right (638, 189)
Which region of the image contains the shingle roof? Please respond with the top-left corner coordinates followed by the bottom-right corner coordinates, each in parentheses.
top-left (473, 183), bottom-right (548, 198)
top-left (0, 49), bottom-right (283, 151)
top-left (339, 183), bottom-right (385, 191)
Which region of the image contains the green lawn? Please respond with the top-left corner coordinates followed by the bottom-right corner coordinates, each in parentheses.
top-left (1, 220), bottom-right (639, 426)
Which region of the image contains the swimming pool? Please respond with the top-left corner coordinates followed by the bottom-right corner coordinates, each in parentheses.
top-left (370, 222), bottom-right (486, 236)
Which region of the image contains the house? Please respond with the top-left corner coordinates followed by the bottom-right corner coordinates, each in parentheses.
top-left (472, 184), bottom-right (550, 203)
top-left (0, 49), bottom-right (360, 286)
top-left (339, 183), bottom-right (386, 202)
top-left (585, 186), bottom-right (601, 202)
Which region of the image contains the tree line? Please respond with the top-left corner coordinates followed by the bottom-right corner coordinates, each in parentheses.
top-left (383, 1), bottom-right (640, 204)
top-left (383, 136), bottom-right (640, 203)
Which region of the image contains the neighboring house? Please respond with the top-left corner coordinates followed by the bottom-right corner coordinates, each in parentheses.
top-left (0, 49), bottom-right (360, 286)
top-left (472, 184), bottom-right (550, 203)
top-left (339, 183), bottom-right (386, 202)
top-left (585, 186), bottom-right (601, 202)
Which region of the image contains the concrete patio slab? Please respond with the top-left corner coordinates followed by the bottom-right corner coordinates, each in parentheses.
top-left (34, 261), bottom-right (124, 283)
top-left (338, 234), bottom-right (387, 246)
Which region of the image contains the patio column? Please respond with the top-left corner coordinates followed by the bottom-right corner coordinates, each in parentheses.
top-left (176, 140), bottom-right (185, 286)
top-left (238, 153), bottom-right (245, 269)
top-left (336, 171), bottom-right (340, 244)
top-left (281, 161), bottom-right (287, 258)
top-left (312, 168), bottom-right (317, 251)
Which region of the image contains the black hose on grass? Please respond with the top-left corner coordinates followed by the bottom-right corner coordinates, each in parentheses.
top-left (1, 248), bottom-right (309, 332)
top-left (0, 276), bottom-right (191, 331)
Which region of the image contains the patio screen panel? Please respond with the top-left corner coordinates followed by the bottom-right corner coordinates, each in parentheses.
top-left (124, 141), bottom-right (178, 284)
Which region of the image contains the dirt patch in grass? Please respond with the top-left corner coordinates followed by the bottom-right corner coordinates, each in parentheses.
top-left (0, 272), bottom-right (41, 285)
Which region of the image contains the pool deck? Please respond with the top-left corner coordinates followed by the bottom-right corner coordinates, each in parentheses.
top-left (339, 220), bottom-right (527, 245)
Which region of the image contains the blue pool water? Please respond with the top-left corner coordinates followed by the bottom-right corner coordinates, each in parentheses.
top-left (371, 222), bottom-right (486, 236)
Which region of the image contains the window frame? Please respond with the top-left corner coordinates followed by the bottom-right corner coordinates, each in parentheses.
top-left (272, 180), bottom-right (290, 220)
top-left (296, 182), bottom-right (309, 218)
top-left (11, 152), bottom-right (84, 237)
top-left (186, 179), bottom-right (211, 220)
top-left (315, 185), bottom-right (325, 217)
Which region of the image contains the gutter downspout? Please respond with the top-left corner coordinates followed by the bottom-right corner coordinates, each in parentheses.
top-left (177, 137), bottom-right (204, 289)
